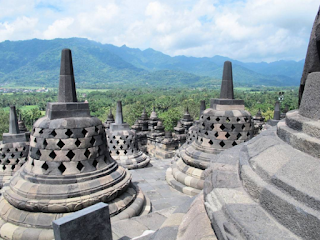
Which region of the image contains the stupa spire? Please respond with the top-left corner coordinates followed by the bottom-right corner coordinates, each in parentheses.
top-left (273, 101), bottom-right (280, 120)
top-left (220, 61), bottom-right (234, 99)
top-left (58, 49), bottom-right (77, 102)
top-left (200, 100), bottom-right (206, 118)
top-left (9, 106), bottom-right (19, 134)
top-left (115, 101), bottom-right (124, 124)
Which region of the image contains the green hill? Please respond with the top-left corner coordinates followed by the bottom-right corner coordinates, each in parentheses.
top-left (0, 38), bottom-right (303, 88)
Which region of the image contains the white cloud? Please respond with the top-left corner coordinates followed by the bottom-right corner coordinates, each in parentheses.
top-left (0, 0), bottom-right (319, 62)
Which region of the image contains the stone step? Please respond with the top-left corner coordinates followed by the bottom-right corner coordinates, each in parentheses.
top-left (166, 167), bottom-right (201, 196)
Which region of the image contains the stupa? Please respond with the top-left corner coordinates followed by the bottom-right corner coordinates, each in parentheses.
top-left (18, 114), bottom-right (28, 133)
top-left (267, 101), bottom-right (281, 126)
top-left (0, 49), bottom-right (149, 240)
top-left (103, 108), bottom-right (114, 129)
top-left (148, 107), bottom-right (159, 131)
top-left (166, 61), bottom-right (254, 196)
top-left (180, 107), bottom-right (194, 131)
top-left (252, 108), bottom-right (265, 136)
top-left (0, 106), bottom-right (30, 188)
top-left (106, 101), bottom-right (150, 169)
top-left (173, 121), bottom-right (186, 146)
top-left (204, 8), bottom-right (320, 239)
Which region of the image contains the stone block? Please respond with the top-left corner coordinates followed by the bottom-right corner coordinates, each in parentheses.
top-left (52, 202), bottom-right (112, 240)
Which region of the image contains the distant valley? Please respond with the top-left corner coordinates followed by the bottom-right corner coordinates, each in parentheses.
top-left (0, 38), bottom-right (304, 89)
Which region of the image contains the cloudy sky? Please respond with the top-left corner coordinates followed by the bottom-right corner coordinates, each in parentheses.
top-left (0, 0), bottom-right (318, 62)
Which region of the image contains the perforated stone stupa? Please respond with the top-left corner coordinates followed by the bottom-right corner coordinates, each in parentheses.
top-left (18, 114), bottom-right (28, 133)
top-left (0, 49), bottom-right (149, 240)
top-left (252, 108), bottom-right (265, 136)
top-left (106, 101), bottom-right (150, 169)
top-left (166, 61), bottom-right (254, 196)
top-left (0, 106), bottom-right (30, 188)
top-left (204, 9), bottom-right (320, 239)
top-left (180, 107), bottom-right (194, 131)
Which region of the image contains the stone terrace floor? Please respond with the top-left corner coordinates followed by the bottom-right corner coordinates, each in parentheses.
top-left (130, 157), bottom-right (191, 213)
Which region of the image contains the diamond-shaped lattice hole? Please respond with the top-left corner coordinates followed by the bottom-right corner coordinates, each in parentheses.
top-left (201, 116), bottom-right (204, 119)
top-left (6, 149), bottom-right (10, 152)
top-left (109, 150), bottom-right (112, 154)
top-left (231, 125), bottom-right (235, 130)
top-left (205, 131), bottom-right (208, 135)
top-left (244, 117), bottom-right (248, 122)
top-left (198, 130), bottom-right (201, 133)
top-left (2, 165), bottom-right (6, 170)
top-left (65, 129), bottom-right (73, 137)
top-left (58, 163), bottom-right (66, 174)
top-left (6, 159), bottom-right (10, 164)
top-left (15, 148), bottom-right (18, 152)
top-left (226, 117), bottom-right (230, 122)
top-left (50, 130), bottom-right (57, 137)
top-left (75, 139), bottom-right (81, 147)
top-left (90, 137), bottom-right (96, 146)
top-left (94, 126), bottom-right (99, 133)
top-left (116, 140), bottom-right (119, 144)
top-left (200, 138), bottom-right (203, 142)
top-left (31, 160), bottom-right (34, 166)
top-left (11, 165), bottom-right (15, 170)
top-left (49, 151), bottom-right (56, 159)
top-left (202, 122), bottom-right (205, 127)
top-left (220, 124), bottom-right (226, 130)
top-left (232, 141), bottom-right (237, 146)
top-left (242, 124), bottom-right (245, 130)
top-left (82, 129), bottom-right (88, 137)
top-left (36, 149), bottom-right (41, 157)
top-left (16, 159), bottom-right (20, 164)
top-left (109, 140), bottom-right (113, 144)
top-left (34, 138), bottom-right (37, 143)
top-left (66, 150), bottom-right (75, 160)
top-left (216, 117), bottom-right (220, 122)
top-left (20, 152), bottom-right (23, 157)
top-left (113, 136), bottom-right (116, 139)
top-left (43, 139), bottom-right (48, 148)
top-left (124, 150), bottom-right (127, 155)
top-left (219, 141), bottom-right (225, 147)
top-left (113, 145), bottom-right (116, 149)
top-left (42, 162), bottom-right (49, 171)
top-left (77, 161), bottom-right (84, 171)
top-left (131, 149), bottom-right (134, 153)
top-left (39, 129), bottom-right (43, 134)
top-left (237, 117), bottom-right (241, 122)
top-left (207, 116), bottom-right (211, 121)
top-left (126, 136), bottom-right (129, 139)
top-left (1, 153), bottom-right (5, 158)
top-left (237, 133), bottom-right (242, 140)
top-left (247, 132), bottom-right (250, 136)
top-left (116, 150), bottom-right (120, 155)
top-left (84, 149), bottom-right (90, 158)
top-left (11, 153), bottom-right (14, 158)
top-left (225, 132), bottom-right (230, 139)
top-left (215, 132), bottom-right (219, 137)
top-left (120, 145), bottom-right (123, 149)
top-left (57, 140), bottom-right (65, 149)
top-left (23, 147), bottom-right (26, 151)
top-left (92, 160), bottom-right (98, 168)
top-left (210, 124), bottom-right (214, 129)
top-left (123, 141), bottom-right (126, 144)
top-left (208, 139), bottom-right (213, 145)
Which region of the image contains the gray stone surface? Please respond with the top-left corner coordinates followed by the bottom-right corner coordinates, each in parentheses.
top-left (53, 202), bottom-right (112, 240)
top-left (220, 61), bottom-right (234, 99)
top-left (299, 72), bottom-right (320, 119)
top-left (58, 48), bottom-right (77, 103)
top-left (200, 100), bottom-right (206, 119)
top-left (299, 5), bottom-right (320, 104)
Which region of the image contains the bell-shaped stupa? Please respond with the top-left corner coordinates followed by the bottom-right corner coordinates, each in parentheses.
top-left (204, 8), bottom-right (320, 239)
top-left (103, 108), bottom-right (115, 130)
top-left (0, 49), bottom-right (150, 239)
top-left (166, 61), bottom-right (254, 196)
top-left (0, 106), bottom-right (30, 188)
top-left (106, 101), bottom-right (150, 169)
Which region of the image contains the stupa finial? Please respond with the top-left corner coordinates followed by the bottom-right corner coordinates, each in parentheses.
top-left (200, 100), bottom-right (205, 118)
top-left (115, 101), bottom-right (123, 124)
top-left (58, 49), bottom-right (77, 102)
top-left (9, 106), bottom-right (19, 134)
top-left (220, 61), bottom-right (234, 99)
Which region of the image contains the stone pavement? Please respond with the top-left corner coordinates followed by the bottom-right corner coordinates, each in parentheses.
top-left (130, 157), bottom-right (192, 212)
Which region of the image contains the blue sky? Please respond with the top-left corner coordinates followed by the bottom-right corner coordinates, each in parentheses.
top-left (0, 0), bottom-right (318, 62)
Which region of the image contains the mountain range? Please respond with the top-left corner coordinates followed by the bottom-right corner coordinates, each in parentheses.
top-left (0, 38), bottom-right (304, 88)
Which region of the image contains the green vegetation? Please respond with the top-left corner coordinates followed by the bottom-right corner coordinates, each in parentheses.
top-left (0, 86), bottom-right (299, 140)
